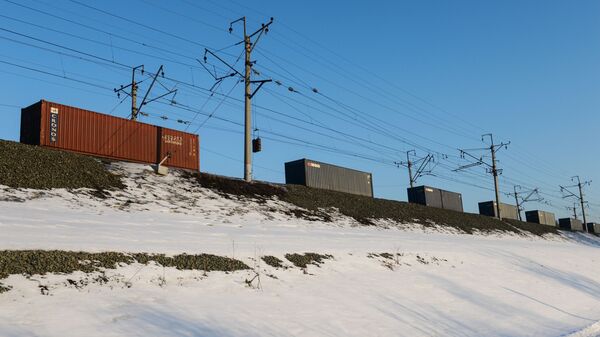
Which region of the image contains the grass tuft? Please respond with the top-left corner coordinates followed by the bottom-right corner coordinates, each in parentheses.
top-left (261, 255), bottom-right (285, 268)
top-left (0, 250), bottom-right (250, 293)
top-left (285, 253), bottom-right (332, 269)
top-left (0, 140), bottom-right (123, 190)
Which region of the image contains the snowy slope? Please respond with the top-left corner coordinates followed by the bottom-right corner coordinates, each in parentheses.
top-left (1, 162), bottom-right (599, 337)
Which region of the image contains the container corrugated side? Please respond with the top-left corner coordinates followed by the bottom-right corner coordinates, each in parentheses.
top-left (478, 201), bottom-right (519, 219)
top-left (284, 158), bottom-right (373, 197)
top-left (158, 127), bottom-right (199, 171)
top-left (304, 159), bottom-right (373, 197)
top-left (587, 223), bottom-right (600, 233)
top-left (408, 185), bottom-right (463, 212)
top-left (20, 100), bottom-right (200, 171)
top-left (440, 190), bottom-right (463, 212)
top-left (38, 100), bottom-right (158, 164)
top-left (559, 218), bottom-right (584, 231)
top-left (526, 210), bottom-right (555, 226)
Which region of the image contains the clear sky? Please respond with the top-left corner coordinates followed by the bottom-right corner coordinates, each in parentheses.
top-left (1, 0), bottom-right (599, 220)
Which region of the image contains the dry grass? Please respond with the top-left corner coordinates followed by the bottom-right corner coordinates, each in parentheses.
top-left (0, 140), bottom-right (123, 190)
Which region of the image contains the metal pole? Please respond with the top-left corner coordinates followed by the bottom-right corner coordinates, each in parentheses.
top-left (407, 152), bottom-right (414, 188)
top-left (131, 68), bottom-right (137, 121)
top-left (243, 18), bottom-right (252, 182)
top-left (513, 186), bottom-right (522, 221)
top-left (577, 179), bottom-right (588, 231)
top-left (490, 137), bottom-right (502, 219)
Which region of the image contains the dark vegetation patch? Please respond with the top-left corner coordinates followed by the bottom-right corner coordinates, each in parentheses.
top-left (130, 253), bottom-right (249, 272)
top-left (0, 140), bottom-right (123, 190)
top-left (187, 173), bottom-right (559, 236)
top-left (368, 252), bottom-right (395, 260)
top-left (182, 171), bottom-right (285, 200)
top-left (0, 283), bottom-right (11, 293)
top-left (182, 172), bottom-right (332, 221)
top-left (503, 218), bottom-right (558, 236)
top-left (285, 253), bottom-right (333, 269)
top-left (261, 255), bottom-right (284, 268)
top-left (0, 250), bottom-right (132, 279)
top-left (283, 185), bottom-right (525, 235)
top-left (0, 250), bottom-right (250, 292)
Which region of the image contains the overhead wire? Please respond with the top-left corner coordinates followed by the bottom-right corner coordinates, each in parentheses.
top-left (216, 1), bottom-right (584, 198)
top-left (1, 4), bottom-right (595, 216)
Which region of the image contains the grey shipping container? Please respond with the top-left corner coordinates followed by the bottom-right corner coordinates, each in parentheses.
top-left (478, 201), bottom-right (519, 220)
top-left (525, 210), bottom-right (556, 226)
top-left (559, 218), bottom-right (584, 231)
top-left (587, 223), bottom-right (600, 234)
top-left (407, 185), bottom-right (464, 212)
top-left (284, 159), bottom-right (373, 197)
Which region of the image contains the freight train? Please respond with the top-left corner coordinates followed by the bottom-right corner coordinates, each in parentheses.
top-left (15, 100), bottom-right (594, 233)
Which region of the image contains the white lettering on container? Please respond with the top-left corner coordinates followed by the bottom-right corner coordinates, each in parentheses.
top-left (49, 107), bottom-right (59, 142)
top-left (162, 135), bottom-right (183, 146)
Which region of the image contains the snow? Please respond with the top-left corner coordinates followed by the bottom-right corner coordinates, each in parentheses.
top-left (1, 162), bottom-right (599, 337)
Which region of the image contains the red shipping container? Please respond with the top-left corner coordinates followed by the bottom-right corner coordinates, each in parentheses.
top-left (20, 100), bottom-right (199, 171)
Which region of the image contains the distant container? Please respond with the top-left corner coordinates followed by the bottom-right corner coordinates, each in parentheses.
top-left (407, 185), bottom-right (463, 212)
top-left (559, 218), bottom-right (584, 231)
top-left (20, 100), bottom-right (199, 171)
top-left (478, 201), bottom-right (519, 220)
top-left (587, 223), bottom-right (600, 234)
top-left (525, 210), bottom-right (556, 226)
top-left (284, 158), bottom-right (373, 197)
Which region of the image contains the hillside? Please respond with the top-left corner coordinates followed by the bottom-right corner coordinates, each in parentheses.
top-left (0, 141), bottom-right (599, 337)
top-left (0, 140), bottom-right (558, 235)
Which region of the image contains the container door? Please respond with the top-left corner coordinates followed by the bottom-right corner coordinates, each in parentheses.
top-left (441, 191), bottom-right (463, 212)
top-left (425, 187), bottom-right (443, 209)
top-left (157, 128), bottom-right (199, 170)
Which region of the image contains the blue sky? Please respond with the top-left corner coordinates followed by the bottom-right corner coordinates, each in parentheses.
top-left (1, 0), bottom-right (599, 219)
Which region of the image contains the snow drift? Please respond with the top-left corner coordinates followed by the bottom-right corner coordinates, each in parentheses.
top-left (1, 162), bottom-right (599, 337)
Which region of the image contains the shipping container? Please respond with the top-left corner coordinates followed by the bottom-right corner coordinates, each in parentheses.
top-left (407, 185), bottom-right (463, 212)
top-left (525, 210), bottom-right (556, 226)
top-left (558, 218), bottom-right (584, 231)
top-left (478, 201), bottom-right (519, 220)
top-left (20, 100), bottom-right (199, 171)
top-left (587, 223), bottom-right (600, 234)
top-left (284, 158), bottom-right (373, 197)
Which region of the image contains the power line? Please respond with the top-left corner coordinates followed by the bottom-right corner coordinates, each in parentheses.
top-left (456, 134), bottom-right (510, 218)
top-left (67, 0), bottom-right (215, 51)
top-left (0, 59), bottom-right (113, 91)
top-left (0, 9), bottom-right (595, 216)
top-left (219, 3), bottom-right (583, 197)
top-left (193, 79), bottom-right (241, 132)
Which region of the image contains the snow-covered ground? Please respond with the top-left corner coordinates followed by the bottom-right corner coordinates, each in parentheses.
top-left (1, 163), bottom-right (599, 337)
